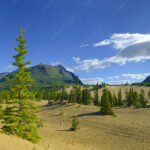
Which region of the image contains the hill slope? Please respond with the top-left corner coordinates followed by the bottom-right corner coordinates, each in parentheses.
top-left (0, 64), bottom-right (82, 86)
top-left (35, 100), bottom-right (150, 150)
top-left (143, 76), bottom-right (150, 83)
top-left (0, 133), bottom-right (44, 150)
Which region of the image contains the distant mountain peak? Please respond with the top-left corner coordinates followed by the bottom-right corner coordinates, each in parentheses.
top-left (0, 64), bottom-right (82, 85)
top-left (143, 76), bottom-right (150, 83)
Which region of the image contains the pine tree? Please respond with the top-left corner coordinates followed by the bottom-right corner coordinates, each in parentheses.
top-left (94, 82), bottom-right (99, 106)
top-left (108, 90), bottom-right (113, 106)
top-left (1, 28), bottom-right (41, 143)
top-left (100, 89), bottom-right (114, 115)
top-left (76, 87), bottom-right (82, 104)
top-left (148, 90), bottom-right (150, 99)
top-left (127, 88), bottom-right (134, 106)
top-left (81, 87), bottom-right (90, 105)
top-left (71, 116), bottom-right (79, 131)
top-left (133, 91), bottom-right (139, 106)
top-left (118, 89), bottom-right (123, 106)
top-left (68, 89), bottom-right (73, 103)
top-left (139, 89), bottom-right (147, 107)
top-left (113, 92), bottom-right (118, 106)
top-left (124, 89), bottom-right (128, 107)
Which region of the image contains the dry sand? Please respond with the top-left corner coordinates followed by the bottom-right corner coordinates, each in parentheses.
top-left (0, 133), bottom-right (45, 150)
top-left (1, 85), bottom-right (150, 150)
top-left (36, 100), bottom-right (150, 150)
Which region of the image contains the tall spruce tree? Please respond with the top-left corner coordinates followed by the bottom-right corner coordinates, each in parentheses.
top-left (113, 92), bottom-right (118, 107)
top-left (139, 89), bottom-right (147, 107)
top-left (108, 90), bottom-right (113, 106)
top-left (118, 89), bottom-right (123, 106)
top-left (148, 90), bottom-right (150, 99)
top-left (94, 82), bottom-right (99, 106)
top-left (1, 28), bottom-right (41, 143)
top-left (100, 89), bottom-right (114, 115)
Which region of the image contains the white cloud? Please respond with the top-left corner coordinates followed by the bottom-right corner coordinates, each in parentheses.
top-left (108, 73), bottom-right (150, 80)
top-left (51, 62), bottom-right (61, 66)
top-left (81, 77), bottom-right (104, 85)
top-left (72, 33), bottom-right (150, 71)
top-left (5, 65), bottom-right (16, 72)
top-left (72, 57), bottom-right (80, 63)
top-left (65, 67), bottom-right (74, 73)
top-left (94, 33), bottom-right (150, 50)
top-left (73, 58), bottom-right (110, 71)
top-left (80, 44), bottom-right (89, 48)
top-left (107, 80), bottom-right (130, 85)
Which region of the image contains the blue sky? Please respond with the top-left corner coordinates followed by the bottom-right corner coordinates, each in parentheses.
top-left (0, 0), bottom-right (150, 84)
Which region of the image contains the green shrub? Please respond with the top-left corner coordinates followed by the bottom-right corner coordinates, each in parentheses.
top-left (71, 116), bottom-right (79, 131)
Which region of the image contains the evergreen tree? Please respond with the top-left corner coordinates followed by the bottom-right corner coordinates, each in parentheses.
top-left (139, 89), bottom-right (147, 107)
top-left (81, 87), bottom-right (90, 105)
top-left (100, 89), bottom-right (114, 115)
top-left (124, 89), bottom-right (128, 107)
top-left (71, 116), bottom-right (79, 131)
top-left (133, 91), bottom-right (139, 106)
top-left (113, 92), bottom-right (118, 106)
top-left (68, 90), bottom-right (73, 103)
top-left (148, 90), bottom-right (150, 99)
top-left (94, 82), bottom-right (99, 106)
top-left (76, 87), bottom-right (82, 104)
top-left (1, 28), bottom-right (41, 143)
top-left (108, 90), bottom-right (113, 106)
top-left (127, 88), bottom-right (134, 106)
top-left (118, 89), bottom-right (123, 106)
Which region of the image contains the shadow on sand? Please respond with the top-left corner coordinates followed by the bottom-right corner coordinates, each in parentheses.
top-left (40, 102), bottom-right (73, 111)
top-left (56, 129), bottom-right (73, 132)
top-left (69, 111), bottom-right (104, 118)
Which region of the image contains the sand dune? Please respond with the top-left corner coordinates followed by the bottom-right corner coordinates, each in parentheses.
top-left (36, 100), bottom-right (150, 150)
top-left (0, 133), bottom-right (45, 150)
top-left (1, 84), bottom-right (150, 150)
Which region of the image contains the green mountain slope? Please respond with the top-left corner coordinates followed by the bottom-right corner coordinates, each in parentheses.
top-left (0, 64), bottom-right (82, 87)
top-left (143, 76), bottom-right (150, 83)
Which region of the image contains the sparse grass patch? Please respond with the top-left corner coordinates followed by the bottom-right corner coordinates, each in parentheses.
top-left (59, 108), bottom-right (64, 115)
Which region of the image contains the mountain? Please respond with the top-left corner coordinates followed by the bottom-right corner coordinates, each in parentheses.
top-left (132, 76), bottom-right (150, 86)
top-left (143, 76), bottom-right (150, 83)
top-left (0, 72), bottom-right (9, 80)
top-left (0, 64), bottom-right (82, 86)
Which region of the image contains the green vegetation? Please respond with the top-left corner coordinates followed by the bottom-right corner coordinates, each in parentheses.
top-left (0, 64), bottom-right (83, 90)
top-left (132, 82), bottom-right (150, 87)
top-left (0, 28), bottom-right (41, 143)
top-left (71, 116), bottom-right (79, 131)
top-left (94, 82), bottom-right (99, 106)
top-left (100, 89), bottom-right (114, 115)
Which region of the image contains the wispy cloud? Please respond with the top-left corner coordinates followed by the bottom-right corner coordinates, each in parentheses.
top-left (41, 0), bottom-right (55, 13)
top-left (81, 77), bottom-right (104, 85)
top-left (71, 33), bottom-right (150, 71)
top-left (72, 57), bottom-right (80, 63)
top-left (80, 44), bottom-right (89, 48)
top-left (5, 65), bottom-right (16, 72)
top-left (93, 33), bottom-right (150, 49)
top-left (113, 0), bottom-right (129, 15)
top-left (50, 17), bottom-right (74, 40)
top-left (108, 73), bottom-right (150, 80)
top-left (65, 67), bottom-right (74, 73)
top-left (107, 80), bottom-right (130, 85)
top-left (72, 57), bottom-right (110, 71)
top-left (50, 61), bottom-right (61, 66)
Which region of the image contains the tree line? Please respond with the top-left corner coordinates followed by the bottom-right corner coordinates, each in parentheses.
top-left (1, 84), bottom-right (149, 109)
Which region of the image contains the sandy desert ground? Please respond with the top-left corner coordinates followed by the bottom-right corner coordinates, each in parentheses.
top-left (36, 100), bottom-right (150, 150)
top-left (0, 85), bottom-right (150, 150)
top-left (0, 133), bottom-right (45, 150)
